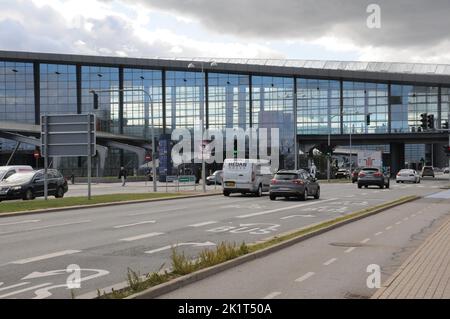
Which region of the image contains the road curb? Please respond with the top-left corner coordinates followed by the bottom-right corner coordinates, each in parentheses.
top-left (0, 192), bottom-right (222, 218)
top-left (127, 195), bottom-right (420, 299)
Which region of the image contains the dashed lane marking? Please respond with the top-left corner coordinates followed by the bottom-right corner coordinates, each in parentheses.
top-left (119, 232), bottom-right (164, 242)
top-left (263, 292), bottom-right (282, 299)
top-left (360, 238), bottom-right (371, 244)
top-left (345, 247), bottom-right (356, 253)
top-left (10, 250), bottom-right (81, 265)
top-left (113, 221), bottom-right (156, 229)
top-left (323, 258), bottom-right (338, 266)
top-left (375, 232), bottom-right (383, 236)
top-left (295, 272), bottom-right (315, 283)
top-left (188, 221), bottom-right (218, 227)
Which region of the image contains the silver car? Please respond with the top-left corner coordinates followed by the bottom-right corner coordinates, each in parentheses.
top-left (357, 167), bottom-right (390, 189)
top-left (269, 169), bottom-right (320, 201)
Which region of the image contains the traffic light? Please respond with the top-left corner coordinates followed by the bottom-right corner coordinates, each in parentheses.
top-left (93, 92), bottom-right (99, 110)
top-left (366, 114), bottom-right (371, 126)
top-left (420, 113), bottom-right (428, 130)
top-left (443, 145), bottom-right (450, 156)
top-left (427, 114), bottom-right (435, 130)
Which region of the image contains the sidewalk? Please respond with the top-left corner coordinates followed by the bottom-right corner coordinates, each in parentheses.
top-left (372, 215), bottom-right (450, 299)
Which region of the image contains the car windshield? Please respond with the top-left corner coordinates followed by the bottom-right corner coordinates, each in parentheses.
top-left (4, 172), bottom-right (34, 183)
top-left (275, 173), bottom-right (298, 180)
top-left (362, 168), bottom-right (379, 173)
top-left (400, 170), bottom-right (413, 173)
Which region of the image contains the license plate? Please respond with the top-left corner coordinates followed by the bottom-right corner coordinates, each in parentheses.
top-left (225, 182), bottom-right (236, 187)
top-left (279, 188), bottom-right (291, 191)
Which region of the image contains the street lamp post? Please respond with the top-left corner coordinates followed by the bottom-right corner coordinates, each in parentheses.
top-left (89, 88), bottom-right (157, 192)
top-left (187, 61), bottom-right (218, 193)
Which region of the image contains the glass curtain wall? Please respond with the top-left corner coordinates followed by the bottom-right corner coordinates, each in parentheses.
top-left (81, 66), bottom-right (120, 134)
top-left (252, 76), bottom-right (294, 169)
top-left (297, 79), bottom-right (341, 135)
top-left (442, 87), bottom-right (450, 127)
top-left (123, 68), bottom-right (163, 139)
top-left (343, 82), bottom-right (388, 134)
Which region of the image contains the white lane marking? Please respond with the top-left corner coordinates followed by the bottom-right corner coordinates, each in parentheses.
top-left (375, 231), bottom-right (383, 236)
top-left (395, 221), bottom-right (402, 225)
top-left (295, 272), bottom-right (315, 283)
top-left (0, 220), bottom-right (41, 227)
top-left (113, 221), bottom-right (156, 229)
top-left (323, 258), bottom-right (337, 266)
top-left (145, 242), bottom-right (216, 254)
top-left (411, 214), bottom-right (416, 217)
top-left (360, 238), bottom-right (371, 244)
top-left (386, 226), bottom-right (393, 230)
top-left (403, 217), bottom-right (409, 221)
top-left (236, 198), bottom-right (337, 219)
top-left (10, 250), bottom-right (81, 265)
top-left (345, 247), bottom-right (356, 253)
top-left (280, 214), bottom-right (315, 220)
top-left (345, 195), bottom-right (355, 198)
top-left (0, 283), bottom-right (52, 299)
top-left (0, 282), bottom-right (30, 292)
top-left (263, 292), bottom-right (282, 299)
top-left (119, 232), bottom-right (164, 242)
top-left (4, 220), bottom-right (92, 234)
top-left (188, 221), bottom-right (218, 228)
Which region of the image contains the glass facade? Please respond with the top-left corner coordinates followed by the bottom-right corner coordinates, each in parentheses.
top-left (391, 85), bottom-right (438, 133)
top-left (40, 64), bottom-right (77, 115)
top-left (343, 82), bottom-right (388, 134)
top-left (208, 73), bottom-right (250, 130)
top-left (123, 68), bottom-right (163, 138)
top-left (297, 79), bottom-right (341, 135)
top-left (441, 87), bottom-right (450, 127)
top-left (252, 76), bottom-right (295, 168)
top-left (81, 66), bottom-right (120, 134)
top-left (166, 71), bottom-right (205, 132)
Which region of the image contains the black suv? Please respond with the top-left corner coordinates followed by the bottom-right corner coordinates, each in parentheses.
top-left (0, 169), bottom-right (68, 201)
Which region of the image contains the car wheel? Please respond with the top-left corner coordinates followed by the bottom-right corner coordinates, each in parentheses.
top-left (314, 187), bottom-right (320, 199)
top-left (358, 184), bottom-right (362, 189)
top-left (380, 184), bottom-right (384, 189)
top-left (396, 180), bottom-right (400, 183)
top-left (23, 189), bottom-right (35, 201)
top-left (385, 182), bottom-right (390, 189)
top-left (223, 191), bottom-right (230, 197)
top-left (300, 188), bottom-right (308, 201)
top-left (270, 194), bottom-right (276, 201)
top-left (255, 184), bottom-right (262, 197)
top-left (55, 186), bottom-right (65, 198)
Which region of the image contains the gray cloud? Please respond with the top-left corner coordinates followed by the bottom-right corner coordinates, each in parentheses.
top-left (134, 0), bottom-right (450, 49)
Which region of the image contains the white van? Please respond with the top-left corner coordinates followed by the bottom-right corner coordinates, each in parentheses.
top-left (0, 165), bottom-right (34, 181)
top-left (222, 159), bottom-right (273, 197)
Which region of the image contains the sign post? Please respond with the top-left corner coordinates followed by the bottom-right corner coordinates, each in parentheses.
top-left (41, 114), bottom-right (96, 200)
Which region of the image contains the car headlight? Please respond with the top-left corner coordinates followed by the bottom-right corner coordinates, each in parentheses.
top-left (11, 186), bottom-right (22, 190)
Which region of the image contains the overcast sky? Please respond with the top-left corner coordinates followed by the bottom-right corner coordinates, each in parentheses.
top-left (1, 0), bottom-right (449, 63)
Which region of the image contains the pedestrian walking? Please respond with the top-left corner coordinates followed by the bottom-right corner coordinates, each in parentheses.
top-left (310, 162), bottom-right (317, 179)
top-left (118, 166), bottom-right (127, 186)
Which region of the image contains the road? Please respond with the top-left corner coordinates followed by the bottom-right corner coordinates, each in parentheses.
top-left (0, 178), bottom-right (447, 299)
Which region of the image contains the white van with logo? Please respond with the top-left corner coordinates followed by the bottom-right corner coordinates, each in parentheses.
top-left (222, 159), bottom-right (273, 197)
top-left (0, 165), bottom-right (34, 181)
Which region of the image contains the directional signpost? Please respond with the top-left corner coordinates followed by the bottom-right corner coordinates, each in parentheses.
top-left (41, 114), bottom-right (96, 200)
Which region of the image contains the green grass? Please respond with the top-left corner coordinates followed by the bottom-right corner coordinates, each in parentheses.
top-left (98, 195), bottom-right (417, 299)
top-left (0, 193), bottom-right (184, 214)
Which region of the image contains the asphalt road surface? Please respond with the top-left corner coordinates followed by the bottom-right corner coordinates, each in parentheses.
top-left (0, 178), bottom-right (447, 299)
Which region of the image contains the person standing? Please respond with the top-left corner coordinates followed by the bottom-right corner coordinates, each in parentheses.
top-left (310, 162), bottom-right (317, 179)
top-left (118, 166), bottom-right (127, 186)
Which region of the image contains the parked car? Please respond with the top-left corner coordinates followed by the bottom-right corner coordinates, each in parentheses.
top-left (396, 169), bottom-right (421, 183)
top-left (0, 165), bottom-right (33, 182)
top-left (269, 169), bottom-right (320, 201)
top-left (206, 170), bottom-right (223, 185)
top-left (357, 167), bottom-right (390, 189)
top-left (335, 168), bottom-right (350, 179)
top-left (421, 166), bottom-right (435, 178)
top-left (222, 159), bottom-right (272, 197)
top-left (0, 169), bottom-right (68, 202)
top-left (444, 167), bottom-right (450, 174)
top-left (351, 167), bottom-right (362, 183)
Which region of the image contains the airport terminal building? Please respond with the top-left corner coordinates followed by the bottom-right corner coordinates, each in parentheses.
top-left (0, 50), bottom-right (449, 177)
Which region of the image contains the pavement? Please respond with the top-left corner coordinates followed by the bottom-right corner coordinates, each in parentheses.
top-left (0, 177), bottom-right (447, 299)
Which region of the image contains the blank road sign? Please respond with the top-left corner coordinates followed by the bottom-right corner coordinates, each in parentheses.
top-left (41, 114), bottom-right (96, 157)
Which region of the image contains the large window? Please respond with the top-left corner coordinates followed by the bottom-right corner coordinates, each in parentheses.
top-left (252, 76), bottom-right (295, 168)
top-left (391, 85), bottom-right (438, 133)
top-left (166, 71), bottom-right (205, 131)
top-left (123, 68), bottom-right (163, 139)
top-left (343, 82), bottom-right (388, 134)
top-left (40, 64), bottom-right (77, 115)
top-left (208, 73), bottom-right (250, 130)
top-left (81, 66), bottom-right (119, 134)
top-left (441, 87), bottom-right (450, 128)
top-left (297, 79), bottom-right (341, 135)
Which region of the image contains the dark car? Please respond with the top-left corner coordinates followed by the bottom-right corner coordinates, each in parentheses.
top-left (0, 169), bottom-right (68, 201)
top-left (357, 167), bottom-right (390, 189)
top-left (351, 167), bottom-right (362, 183)
top-left (269, 169), bottom-right (320, 201)
top-left (335, 168), bottom-right (350, 179)
top-left (421, 166), bottom-right (435, 178)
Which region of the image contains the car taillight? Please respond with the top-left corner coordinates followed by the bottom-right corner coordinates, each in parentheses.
top-left (374, 172), bottom-right (382, 177)
top-left (292, 179), bottom-right (304, 185)
top-left (271, 179), bottom-right (277, 185)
